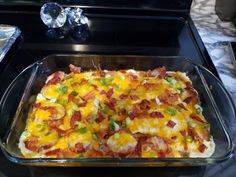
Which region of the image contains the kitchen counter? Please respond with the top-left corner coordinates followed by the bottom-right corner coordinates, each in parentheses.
top-left (191, 0), bottom-right (236, 101)
top-left (191, 0), bottom-right (236, 176)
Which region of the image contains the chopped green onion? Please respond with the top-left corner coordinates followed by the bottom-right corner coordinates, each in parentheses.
top-left (92, 132), bottom-right (98, 140)
top-left (62, 99), bottom-right (68, 106)
top-left (109, 118), bottom-right (116, 131)
top-left (45, 131), bottom-right (51, 136)
top-left (78, 153), bottom-right (84, 158)
top-left (72, 91), bottom-right (78, 96)
top-left (188, 121), bottom-right (196, 128)
top-left (194, 104), bottom-right (203, 114)
top-left (150, 150), bottom-right (157, 156)
top-left (186, 135), bottom-right (193, 143)
top-left (201, 123), bottom-right (210, 129)
top-left (122, 120), bottom-right (126, 128)
top-left (114, 133), bottom-right (120, 139)
top-left (165, 108), bottom-right (177, 116)
top-left (100, 77), bottom-right (113, 86)
top-left (79, 127), bottom-right (87, 134)
top-left (38, 125), bottom-right (46, 132)
top-left (175, 87), bottom-right (182, 94)
top-left (99, 104), bottom-right (109, 114)
top-left (36, 124), bottom-right (42, 129)
top-left (166, 77), bottom-right (176, 87)
top-left (58, 85), bottom-right (68, 94)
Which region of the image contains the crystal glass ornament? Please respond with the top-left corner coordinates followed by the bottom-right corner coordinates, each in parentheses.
top-left (65, 7), bottom-right (89, 27)
top-left (40, 2), bottom-right (67, 28)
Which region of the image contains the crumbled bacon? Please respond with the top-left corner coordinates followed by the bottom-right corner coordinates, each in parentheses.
top-left (104, 98), bottom-right (116, 110)
top-left (91, 84), bottom-right (98, 91)
top-left (149, 111), bottom-right (164, 118)
top-left (167, 120), bottom-right (176, 128)
top-left (24, 137), bottom-right (39, 152)
top-left (139, 99), bottom-right (150, 110)
top-left (190, 113), bottom-right (204, 123)
top-left (100, 90), bottom-right (106, 94)
top-left (198, 144), bottom-right (206, 153)
top-left (129, 112), bottom-right (136, 120)
top-left (119, 108), bottom-right (127, 116)
top-left (68, 91), bottom-right (77, 102)
top-left (183, 97), bottom-right (192, 104)
top-left (74, 143), bottom-right (85, 153)
top-left (79, 78), bottom-right (87, 85)
top-left (159, 89), bottom-right (179, 105)
top-left (77, 101), bottom-right (87, 107)
top-left (95, 111), bottom-right (105, 123)
top-left (130, 94), bottom-right (139, 100)
top-left (45, 149), bottom-right (61, 156)
top-left (69, 64), bottom-right (81, 74)
top-left (180, 130), bottom-right (187, 137)
top-left (32, 102), bottom-right (41, 108)
top-left (149, 67), bottom-right (167, 79)
top-left (106, 88), bottom-right (113, 99)
top-left (177, 103), bottom-right (188, 111)
top-left (128, 73), bottom-right (138, 80)
top-left (46, 71), bottom-right (64, 85)
top-left (83, 90), bottom-right (95, 101)
top-left (46, 119), bottom-right (63, 129)
top-left (70, 111), bottom-right (81, 128)
top-left (136, 111), bottom-right (149, 118)
top-left (158, 150), bottom-right (165, 158)
top-left (119, 94), bottom-right (128, 99)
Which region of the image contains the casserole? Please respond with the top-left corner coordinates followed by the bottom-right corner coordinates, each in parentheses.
top-left (0, 55), bottom-right (234, 166)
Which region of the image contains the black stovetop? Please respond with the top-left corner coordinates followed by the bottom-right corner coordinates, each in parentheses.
top-left (0, 5), bottom-right (233, 177)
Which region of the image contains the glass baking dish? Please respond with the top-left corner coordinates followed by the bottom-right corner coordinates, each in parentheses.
top-left (0, 54), bottom-right (235, 166)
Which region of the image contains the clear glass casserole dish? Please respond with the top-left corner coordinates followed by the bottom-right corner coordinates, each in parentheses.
top-left (0, 54), bottom-right (235, 166)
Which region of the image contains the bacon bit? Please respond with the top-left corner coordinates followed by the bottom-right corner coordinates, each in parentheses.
top-left (139, 99), bottom-right (150, 110)
top-left (32, 103), bottom-right (41, 108)
top-left (143, 83), bottom-right (158, 90)
top-left (97, 130), bottom-right (109, 139)
top-left (83, 90), bottom-right (95, 101)
top-left (149, 67), bottom-right (167, 79)
top-left (71, 82), bottom-right (79, 87)
top-left (24, 137), bottom-right (39, 152)
top-left (100, 90), bottom-right (106, 94)
top-left (79, 78), bottom-right (87, 85)
top-left (91, 84), bottom-right (98, 91)
top-left (190, 113), bottom-right (204, 123)
top-left (177, 103), bottom-right (187, 111)
top-left (180, 130), bottom-right (187, 137)
top-left (95, 111), bottom-right (105, 123)
top-left (130, 94), bottom-right (139, 100)
top-left (159, 89), bottom-right (178, 105)
top-left (45, 149), bottom-right (60, 156)
top-left (74, 143), bottom-right (85, 153)
top-left (77, 102), bottom-right (87, 107)
top-left (119, 94), bottom-right (128, 99)
top-left (69, 64), bottom-right (81, 74)
top-left (136, 111), bottom-right (149, 118)
top-left (70, 111), bottom-right (81, 128)
top-left (183, 96), bottom-right (192, 104)
top-left (47, 119), bottom-right (63, 129)
top-left (106, 88), bottom-right (113, 99)
top-left (46, 71), bottom-right (64, 85)
top-left (158, 150), bottom-right (166, 158)
top-left (187, 126), bottom-right (195, 140)
top-left (171, 136), bottom-right (177, 140)
top-left (119, 70), bottom-right (127, 73)
top-left (198, 144), bottom-right (206, 153)
top-left (104, 98), bottom-right (116, 110)
top-left (119, 108), bottom-right (127, 116)
top-left (149, 111), bottom-right (164, 118)
top-left (52, 127), bottom-right (68, 134)
top-left (129, 112), bottom-right (136, 120)
top-left (68, 91), bottom-right (77, 102)
top-left (167, 120), bottom-right (176, 128)
top-left (184, 87), bottom-right (200, 104)
top-left (128, 73), bottom-right (138, 81)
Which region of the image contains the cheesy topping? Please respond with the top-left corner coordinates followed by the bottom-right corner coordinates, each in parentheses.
top-left (19, 65), bottom-right (215, 158)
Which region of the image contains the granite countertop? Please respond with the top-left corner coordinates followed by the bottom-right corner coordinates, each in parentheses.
top-left (191, 0), bottom-right (236, 102)
top-left (191, 1), bottom-right (236, 176)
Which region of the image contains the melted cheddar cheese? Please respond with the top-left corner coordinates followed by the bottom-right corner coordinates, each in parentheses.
top-left (19, 65), bottom-right (215, 158)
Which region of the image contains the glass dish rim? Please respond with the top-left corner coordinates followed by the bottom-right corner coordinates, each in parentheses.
top-left (0, 54), bottom-right (235, 166)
